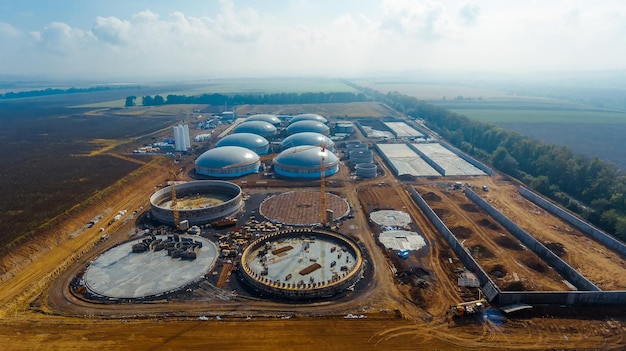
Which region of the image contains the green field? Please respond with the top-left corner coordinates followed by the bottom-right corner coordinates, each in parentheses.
top-left (73, 78), bottom-right (358, 108)
top-left (446, 108), bottom-right (626, 124)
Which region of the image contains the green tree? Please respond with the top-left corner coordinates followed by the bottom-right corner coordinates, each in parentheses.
top-left (125, 96), bottom-right (136, 107)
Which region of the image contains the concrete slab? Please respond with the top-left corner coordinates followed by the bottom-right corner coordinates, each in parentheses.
top-left (370, 210), bottom-right (412, 228)
top-left (384, 122), bottom-right (424, 138)
top-left (376, 143), bottom-right (440, 176)
top-left (246, 236), bottom-right (358, 286)
top-left (412, 143), bottom-right (486, 176)
top-left (84, 235), bottom-right (218, 299)
top-left (379, 230), bottom-right (426, 251)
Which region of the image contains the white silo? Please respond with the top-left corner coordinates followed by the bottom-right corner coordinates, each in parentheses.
top-left (174, 124), bottom-right (190, 152)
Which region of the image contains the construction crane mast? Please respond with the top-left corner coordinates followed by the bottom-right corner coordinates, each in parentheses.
top-left (319, 145), bottom-right (327, 226)
top-left (170, 171), bottom-right (180, 229)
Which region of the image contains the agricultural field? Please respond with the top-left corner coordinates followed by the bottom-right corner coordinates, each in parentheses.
top-left (237, 101), bottom-right (399, 118)
top-left (357, 79), bottom-right (626, 169)
top-left (0, 99), bottom-right (180, 253)
top-left (74, 78), bottom-right (358, 108)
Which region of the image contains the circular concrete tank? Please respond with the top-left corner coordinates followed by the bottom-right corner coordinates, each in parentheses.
top-left (355, 163), bottom-right (377, 178)
top-left (150, 180), bottom-right (243, 225)
top-left (346, 142), bottom-right (367, 153)
top-left (334, 122), bottom-right (353, 134)
top-left (349, 149), bottom-right (373, 164)
top-left (290, 113), bottom-right (328, 125)
top-left (233, 121), bottom-right (278, 138)
top-left (281, 132), bottom-right (335, 151)
top-left (239, 228), bottom-right (363, 299)
top-left (286, 120), bottom-right (330, 136)
top-left (216, 133), bottom-right (269, 155)
top-left (195, 146), bottom-right (260, 177)
top-left (83, 235), bottom-right (218, 299)
top-left (273, 146), bottom-right (339, 179)
top-left (246, 114), bottom-right (281, 127)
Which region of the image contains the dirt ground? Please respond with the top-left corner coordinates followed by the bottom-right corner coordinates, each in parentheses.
top-left (0, 126), bottom-right (625, 350)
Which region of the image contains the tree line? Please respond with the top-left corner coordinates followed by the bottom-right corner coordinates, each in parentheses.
top-left (125, 91), bottom-right (369, 107)
top-left (349, 82), bottom-right (626, 241)
top-left (1, 85), bottom-right (139, 99)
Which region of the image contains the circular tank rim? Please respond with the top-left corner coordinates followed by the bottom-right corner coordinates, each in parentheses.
top-left (150, 180), bottom-right (242, 213)
top-left (239, 228), bottom-right (363, 298)
top-left (355, 163), bottom-right (377, 169)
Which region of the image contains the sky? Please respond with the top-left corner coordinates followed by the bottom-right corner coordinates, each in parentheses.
top-left (0, 0), bottom-right (625, 80)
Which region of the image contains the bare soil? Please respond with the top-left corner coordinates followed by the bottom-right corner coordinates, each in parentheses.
top-left (0, 109), bottom-right (624, 350)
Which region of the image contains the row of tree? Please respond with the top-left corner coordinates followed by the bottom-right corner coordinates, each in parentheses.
top-left (125, 92), bottom-right (369, 107)
top-left (1, 86), bottom-right (139, 99)
top-left (349, 82), bottom-right (626, 241)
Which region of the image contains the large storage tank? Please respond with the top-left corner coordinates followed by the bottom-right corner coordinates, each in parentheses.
top-left (273, 146), bottom-right (339, 178)
top-left (286, 120), bottom-right (330, 136)
top-left (246, 114), bottom-right (281, 127)
top-left (346, 142), bottom-right (367, 153)
top-left (233, 121), bottom-right (278, 138)
top-left (150, 180), bottom-right (243, 225)
top-left (281, 132), bottom-right (335, 151)
top-left (290, 113), bottom-right (328, 125)
top-left (216, 133), bottom-right (269, 155)
top-left (195, 146), bottom-right (260, 177)
top-left (355, 163), bottom-right (378, 178)
top-left (334, 122), bottom-right (353, 134)
top-left (349, 149), bottom-right (373, 164)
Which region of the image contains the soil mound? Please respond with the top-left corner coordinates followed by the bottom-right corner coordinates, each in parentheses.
top-left (421, 192), bottom-right (441, 202)
top-left (432, 208), bottom-right (449, 218)
top-left (502, 281), bottom-right (527, 291)
top-left (495, 235), bottom-right (523, 251)
top-left (477, 218), bottom-right (500, 230)
top-left (522, 257), bottom-right (548, 272)
top-left (470, 244), bottom-right (495, 258)
top-left (450, 226), bottom-right (472, 239)
top-left (460, 203), bottom-right (480, 213)
top-left (545, 242), bottom-right (566, 257)
top-left (489, 264), bottom-right (508, 278)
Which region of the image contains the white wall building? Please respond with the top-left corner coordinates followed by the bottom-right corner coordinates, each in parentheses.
top-left (174, 124), bottom-right (191, 151)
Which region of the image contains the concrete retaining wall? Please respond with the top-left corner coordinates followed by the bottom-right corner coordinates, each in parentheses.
top-left (409, 187), bottom-right (500, 301)
top-left (354, 121), bottom-right (369, 138)
top-left (439, 141), bottom-right (493, 175)
top-left (519, 186), bottom-right (626, 259)
top-left (498, 291), bottom-right (626, 306)
top-left (464, 188), bottom-right (600, 292)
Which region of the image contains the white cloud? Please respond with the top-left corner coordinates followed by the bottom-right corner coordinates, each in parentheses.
top-left (380, 0), bottom-right (451, 40)
top-left (0, 1), bottom-right (624, 78)
top-left (458, 3), bottom-right (480, 26)
top-left (0, 21), bottom-right (20, 37)
top-left (92, 16), bottom-right (132, 45)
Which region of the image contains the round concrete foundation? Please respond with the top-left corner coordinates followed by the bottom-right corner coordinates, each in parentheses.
top-left (239, 228), bottom-right (363, 299)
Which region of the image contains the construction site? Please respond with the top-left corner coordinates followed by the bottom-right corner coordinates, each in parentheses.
top-left (1, 109), bottom-right (625, 350)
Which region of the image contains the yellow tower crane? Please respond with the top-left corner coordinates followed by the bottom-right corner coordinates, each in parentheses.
top-left (319, 145), bottom-right (327, 226)
top-left (169, 171), bottom-right (180, 229)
